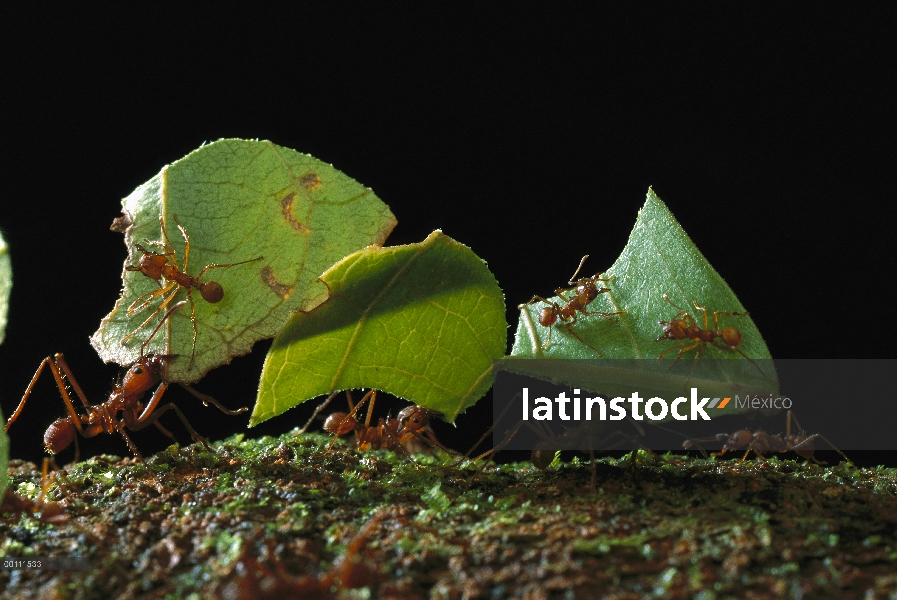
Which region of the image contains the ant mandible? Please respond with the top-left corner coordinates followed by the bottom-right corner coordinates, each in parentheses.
top-left (683, 410), bottom-right (851, 465)
top-left (655, 294), bottom-right (769, 384)
top-left (5, 306), bottom-right (247, 462)
top-left (120, 215), bottom-right (262, 366)
top-left (519, 255), bottom-right (623, 356)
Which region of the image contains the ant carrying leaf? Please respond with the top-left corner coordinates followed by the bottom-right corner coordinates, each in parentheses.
top-left (519, 255), bottom-right (624, 356)
top-left (656, 294), bottom-right (773, 387)
top-left (120, 215), bottom-right (262, 368)
top-left (6, 303), bottom-right (247, 462)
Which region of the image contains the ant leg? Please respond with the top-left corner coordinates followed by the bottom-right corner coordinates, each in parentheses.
top-left (194, 256), bottom-right (264, 279)
top-left (326, 390), bottom-right (375, 452)
top-left (184, 290), bottom-right (199, 368)
top-left (152, 419), bottom-right (176, 440)
top-left (790, 433), bottom-right (852, 465)
top-left (567, 255), bottom-right (590, 284)
top-left (684, 344), bottom-right (708, 386)
top-left (298, 391), bottom-right (341, 434)
top-left (658, 339), bottom-right (701, 366)
top-left (115, 423), bottom-right (145, 461)
top-left (692, 301), bottom-right (710, 330)
top-left (717, 343), bottom-right (777, 386)
top-left (518, 295), bottom-right (556, 309)
top-left (662, 294), bottom-right (688, 313)
top-left (563, 322), bottom-right (603, 356)
top-left (140, 300), bottom-right (187, 357)
top-left (131, 403), bottom-right (212, 452)
top-left (127, 282), bottom-right (177, 317)
top-left (582, 309), bottom-right (625, 320)
top-left (176, 223), bottom-right (189, 275)
top-left (712, 309), bottom-right (748, 330)
top-left (122, 287), bottom-right (179, 346)
top-left (6, 355), bottom-right (88, 437)
top-left (179, 383), bottom-right (249, 416)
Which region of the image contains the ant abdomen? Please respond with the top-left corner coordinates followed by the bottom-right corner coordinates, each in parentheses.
top-left (324, 412), bottom-right (356, 436)
top-left (198, 281), bottom-right (224, 303)
top-left (44, 419), bottom-right (75, 454)
top-left (719, 326), bottom-right (742, 347)
top-left (538, 307), bottom-right (558, 328)
top-left (531, 441), bottom-right (557, 470)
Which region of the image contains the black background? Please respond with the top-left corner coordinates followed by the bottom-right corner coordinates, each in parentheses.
top-left (1, 6), bottom-right (891, 467)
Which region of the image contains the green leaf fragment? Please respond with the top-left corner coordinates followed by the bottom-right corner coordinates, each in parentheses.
top-left (252, 231), bottom-right (507, 426)
top-left (91, 139), bottom-right (396, 383)
top-left (509, 188), bottom-right (778, 403)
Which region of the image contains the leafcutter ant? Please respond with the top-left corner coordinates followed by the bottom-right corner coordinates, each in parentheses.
top-left (655, 294), bottom-right (771, 385)
top-left (519, 255), bottom-right (623, 355)
top-left (120, 215), bottom-right (263, 367)
top-left (1, 459), bottom-right (68, 526)
top-left (683, 410), bottom-right (851, 465)
top-left (6, 312), bottom-right (247, 461)
top-left (466, 392), bottom-right (651, 491)
top-left (303, 389), bottom-right (451, 457)
top-left (215, 511), bottom-right (386, 598)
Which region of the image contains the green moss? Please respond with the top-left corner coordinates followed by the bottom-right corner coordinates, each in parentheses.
top-left (2, 430), bottom-right (897, 598)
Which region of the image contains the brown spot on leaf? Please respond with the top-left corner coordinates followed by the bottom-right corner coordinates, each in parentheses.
top-left (300, 173), bottom-right (321, 189)
top-left (261, 267), bottom-right (293, 298)
top-left (281, 192), bottom-right (309, 233)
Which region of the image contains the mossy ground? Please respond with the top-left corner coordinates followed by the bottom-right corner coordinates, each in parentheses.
top-left (2, 431), bottom-right (896, 599)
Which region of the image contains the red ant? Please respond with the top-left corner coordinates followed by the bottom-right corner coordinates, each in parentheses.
top-left (519, 255), bottom-right (623, 356)
top-left (215, 511), bottom-right (386, 598)
top-left (120, 215), bottom-right (262, 366)
top-left (655, 294), bottom-right (770, 385)
top-left (301, 389), bottom-right (451, 457)
top-left (465, 392), bottom-right (651, 491)
top-left (1, 459), bottom-right (68, 526)
top-left (0, 457), bottom-right (106, 547)
top-left (683, 410), bottom-right (851, 465)
top-left (4, 343), bottom-right (247, 462)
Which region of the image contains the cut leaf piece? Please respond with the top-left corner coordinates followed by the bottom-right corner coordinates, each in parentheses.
top-left (510, 188), bottom-right (778, 402)
top-left (0, 231), bottom-right (9, 345)
top-left (252, 231), bottom-right (507, 426)
top-left (91, 139), bottom-right (396, 383)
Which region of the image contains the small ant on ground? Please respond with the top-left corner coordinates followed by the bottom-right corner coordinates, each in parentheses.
top-left (1, 458), bottom-right (68, 526)
top-left (215, 511), bottom-right (386, 599)
top-left (683, 410), bottom-right (851, 465)
top-left (655, 294), bottom-right (771, 385)
top-left (519, 255), bottom-right (623, 356)
top-left (6, 308), bottom-right (247, 461)
top-left (465, 393), bottom-right (652, 491)
top-left (120, 215), bottom-right (262, 366)
top-left (301, 389), bottom-right (452, 458)
top-left (0, 458), bottom-right (103, 545)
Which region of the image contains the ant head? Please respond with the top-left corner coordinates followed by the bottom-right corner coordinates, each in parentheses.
top-left (397, 406), bottom-right (429, 431)
top-left (198, 281), bottom-right (224, 303)
top-left (656, 319), bottom-right (685, 341)
top-left (44, 418), bottom-right (75, 454)
top-left (122, 355), bottom-right (165, 395)
top-left (128, 250), bottom-right (168, 279)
